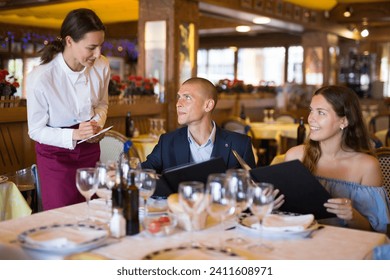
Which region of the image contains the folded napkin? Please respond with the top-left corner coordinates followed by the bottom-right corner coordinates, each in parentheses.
top-left (167, 194), bottom-right (208, 231)
top-left (259, 214), bottom-right (315, 232)
top-left (23, 225), bottom-right (107, 249)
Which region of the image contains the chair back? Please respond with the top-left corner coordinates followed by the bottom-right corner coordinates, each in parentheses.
top-left (31, 164), bottom-right (43, 213)
top-left (100, 130), bottom-right (140, 162)
top-left (221, 117), bottom-right (253, 137)
top-left (275, 113), bottom-right (297, 124)
top-left (375, 147), bottom-right (390, 202)
top-left (368, 113), bottom-right (390, 133)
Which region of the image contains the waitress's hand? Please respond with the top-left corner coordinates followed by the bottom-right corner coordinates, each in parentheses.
top-left (324, 198), bottom-right (353, 221)
top-left (73, 120), bottom-right (101, 141)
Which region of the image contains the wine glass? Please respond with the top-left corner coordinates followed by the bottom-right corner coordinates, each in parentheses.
top-left (133, 169), bottom-right (157, 217)
top-left (224, 168), bottom-right (251, 245)
top-left (247, 182), bottom-right (274, 252)
top-left (205, 173), bottom-right (236, 249)
top-left (75, 167), bottom-right (99, 223)
top-left (178, 181), bottom-right (206, 247)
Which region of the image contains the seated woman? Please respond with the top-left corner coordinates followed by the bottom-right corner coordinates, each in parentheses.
top-left (285, 85), bottom-right (390, 233)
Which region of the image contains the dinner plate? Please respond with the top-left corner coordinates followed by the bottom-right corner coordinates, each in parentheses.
top-left (17, 223), bottom-right (109, 255)
top-left (0, 175), bottom-right (8, 184)
top-left (143, 246), bottom-right (244, 260)
top-left (238, 212), bottom-right (319, 239)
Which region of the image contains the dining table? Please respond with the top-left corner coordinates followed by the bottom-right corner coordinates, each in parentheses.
top-left (0, 198), bottom-right (387, 260)
top-left (249, 121), bottom-right (309, 155)
top-left (131, 134), bottom-right (159, 162)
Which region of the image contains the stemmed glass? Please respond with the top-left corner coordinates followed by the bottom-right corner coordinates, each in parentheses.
top-left (224, 168), bottom-right (251, 245)
top-left (75, 167), bottom-right (99, 223)
top-left (205, 173), bottom-right (236, 249)
top-left (247, 182), bottom-right (274, 252)
top-left (132, 169), bottom-right (157, 217)
top-left (179, 181), bottom-right (206, 247)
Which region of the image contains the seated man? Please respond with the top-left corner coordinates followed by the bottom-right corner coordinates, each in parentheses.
top-left (141, 77), bottom-right (256, 196)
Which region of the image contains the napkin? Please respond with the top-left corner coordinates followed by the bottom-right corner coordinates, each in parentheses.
top-left (167, 194), bottom-right (208, 231)
top-left (259, 214), bottom-right (315, 232)
top-left (23, 225), bottom-right (107, 249)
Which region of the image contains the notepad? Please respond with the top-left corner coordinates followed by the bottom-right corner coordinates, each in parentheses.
top-left (77, 125), bottom-right (113, 144)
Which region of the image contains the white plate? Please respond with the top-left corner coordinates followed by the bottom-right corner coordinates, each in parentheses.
top-left (0, 175), bottom-right (8, 184)
top-left (238, 213), bottom-right (319, 239)
top-left (18, 223), bottom-right (109, 255)
top-left (143, 246), bottom-right (244, 260)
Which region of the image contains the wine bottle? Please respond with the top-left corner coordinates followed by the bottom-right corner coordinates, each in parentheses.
top-left (111, 165), bottom-right (124, 210)
top-left (125, 111), bottom-right (135, 138)
top-left (297, 117), bottom-right (306, 145)
top-left (239, 105), bottom-right (246, 120)
top-left (123, 171), bottom-right (140, 236)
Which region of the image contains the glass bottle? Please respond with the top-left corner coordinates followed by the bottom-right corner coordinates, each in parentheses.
top-left (239, 105), bottom-right (246, 120)
top-left (111, 165), bottom-right (124, 210)
top-left (297, 117), bottom-right (306, 145)
top-left (123, 171), bottom-right (140, 236)
top-left (125, 111), bottom-right (135, 138)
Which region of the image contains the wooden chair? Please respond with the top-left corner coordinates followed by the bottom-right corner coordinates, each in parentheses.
top-left (375, 147), bottom-right (390, 203)
top-left (99, 130), bottom-right (140, 163)
top-left (368, 113), bottom-right (390, 133)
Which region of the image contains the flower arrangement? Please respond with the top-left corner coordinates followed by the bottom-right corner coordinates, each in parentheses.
top-left (108, 75), bottom-right (125, 96)
top-left (124, 76), bottom-right (159, 96)
top-left (0, 70), bottom-right (20, 97)
top-left (215, 78), bottom-right (253, 94)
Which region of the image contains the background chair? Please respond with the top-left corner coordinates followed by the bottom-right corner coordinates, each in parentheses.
top-left (221, 117), bottom-right (264, 166)
top-left (375, 147), bottom-right (390, 203)
top-left (100, 129), bottom-right (140, 163)
top-left (31, 164), bottom-right (43, 213)
top-left (368, 113), bottom-right (390, 133)
top-left (274, 113), bottom-right (298, 124)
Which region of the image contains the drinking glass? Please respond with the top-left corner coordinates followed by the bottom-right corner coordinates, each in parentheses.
top-left (179, 181), bottom-right (206, 247)
top-left (205, 173), bottom-right (236, 248)
top-left (132, 169), bottom-right (157, 217)
top-left (247, 182), bottom-right (274, 252)
top-left (224, 168), bottom-right (251, 245)
top-left (75, 168), bottom-right (99, 223)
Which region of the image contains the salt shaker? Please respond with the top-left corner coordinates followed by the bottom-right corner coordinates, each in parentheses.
top-left (110, 208), bottom-right (126, 238)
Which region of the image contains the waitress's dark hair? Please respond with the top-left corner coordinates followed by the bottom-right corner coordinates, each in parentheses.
top-left (40, 8), bottom-right (105, 64)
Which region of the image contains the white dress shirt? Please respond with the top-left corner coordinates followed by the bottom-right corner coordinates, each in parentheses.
top-left (26, 53), bottom-right (110, 149)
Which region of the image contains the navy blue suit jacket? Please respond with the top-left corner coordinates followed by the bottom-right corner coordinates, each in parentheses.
top-left (141, 126), bottom-right (256, 195)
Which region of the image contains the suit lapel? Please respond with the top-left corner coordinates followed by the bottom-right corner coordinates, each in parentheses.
top-left (212, 127), bottom-right (231, 164)
top-left (173, 127), bottom-right (191, 165)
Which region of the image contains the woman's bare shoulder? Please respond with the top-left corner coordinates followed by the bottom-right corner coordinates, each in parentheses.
top-left (354, 153), bottom-right (383, 187)
top-left (284, 145), bottom-right (305, 162)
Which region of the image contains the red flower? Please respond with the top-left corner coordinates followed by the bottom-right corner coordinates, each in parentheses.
top-left (111, 75), bottom-right (121, 83)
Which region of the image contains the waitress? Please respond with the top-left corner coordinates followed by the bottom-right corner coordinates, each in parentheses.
top-left (26, 8), bottom-right (110, 210)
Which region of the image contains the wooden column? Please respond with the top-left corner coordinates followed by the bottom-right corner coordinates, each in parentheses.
top-left (138, 0), bottom-right (199, 132)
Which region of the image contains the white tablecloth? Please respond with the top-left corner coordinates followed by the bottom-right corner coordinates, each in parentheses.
top-left (0, 199), bottom-right (387, 260)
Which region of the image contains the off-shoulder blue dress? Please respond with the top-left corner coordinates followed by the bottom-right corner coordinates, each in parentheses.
top-left (316, 176), bottom-right (390, 233)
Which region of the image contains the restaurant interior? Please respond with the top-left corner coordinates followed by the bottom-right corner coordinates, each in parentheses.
top-left (0, 0), bottom-right (390, 261)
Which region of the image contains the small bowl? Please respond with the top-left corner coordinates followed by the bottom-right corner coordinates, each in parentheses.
top-left (143, 213), bottom-right (177, 237)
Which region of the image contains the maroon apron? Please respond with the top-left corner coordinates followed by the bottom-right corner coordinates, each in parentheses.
top-left (35, 140), bottom-right (100, 211)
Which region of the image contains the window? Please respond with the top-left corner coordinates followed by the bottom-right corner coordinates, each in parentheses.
top-left (197, 48), bottom-right (235, 83)
top-left (237, 47), bottom-right (285, 86)
top-left (287, 46), bottom-right (303, 84)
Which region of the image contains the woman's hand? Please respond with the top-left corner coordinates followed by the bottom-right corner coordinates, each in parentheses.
top-left (73, 120), bottom-right (101, 140)
top-left (323, 198), bottom-right (353, 220)
top-left (272, 189), bottom-right (285, 210)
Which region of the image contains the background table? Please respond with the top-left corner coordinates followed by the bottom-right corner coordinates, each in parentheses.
top-left (131, 134), bottom-right (158, 162)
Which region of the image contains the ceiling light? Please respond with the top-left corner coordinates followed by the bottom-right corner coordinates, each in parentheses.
top-left (343, 7), bottom-right (353, 18)
top-left (252, 17), bottom-right (271, 24)
top-left (235, 25), bottom-right (251, 33)
top-left (361, 28), bottom-right (369, 37)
